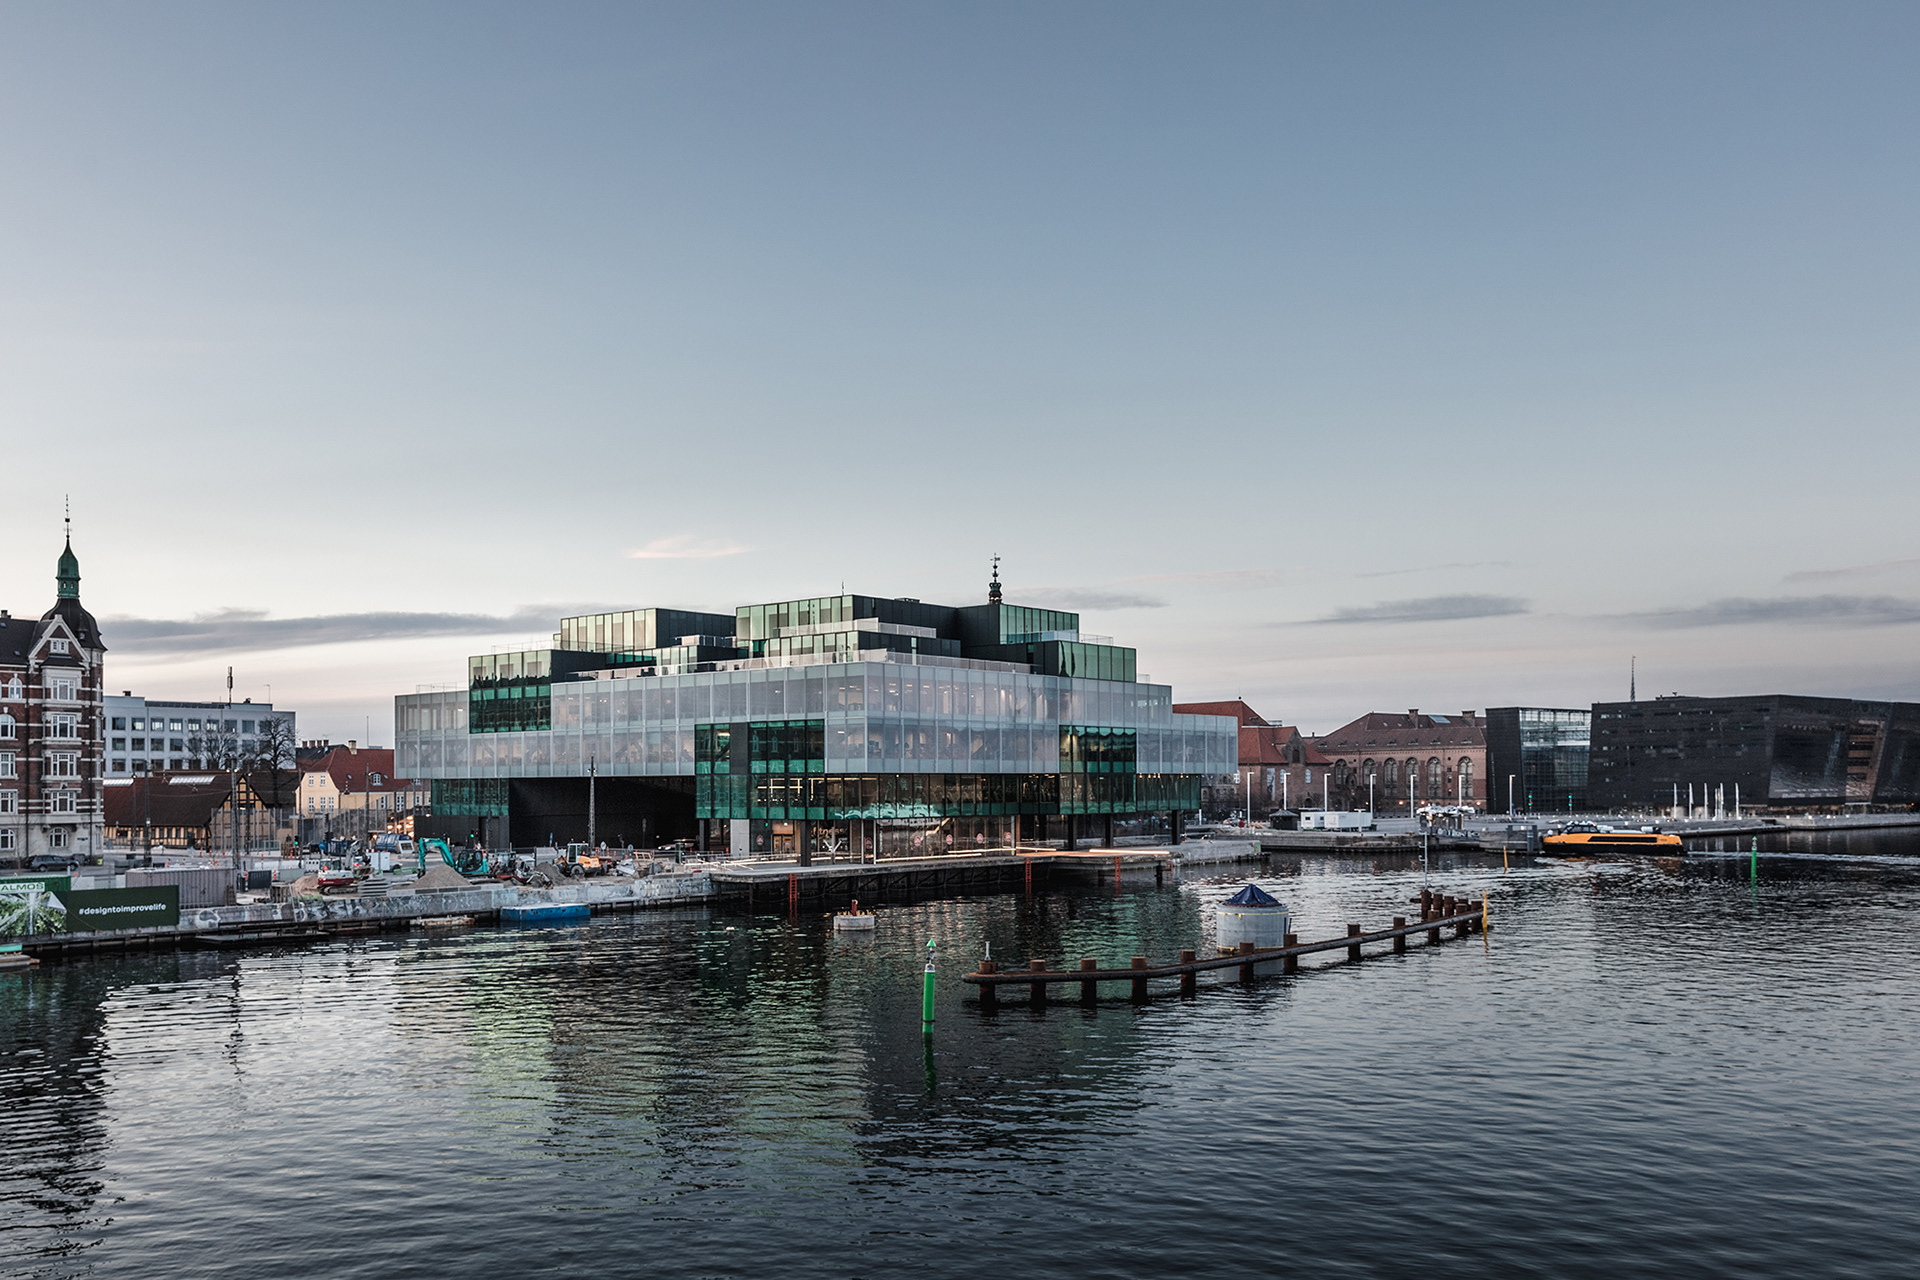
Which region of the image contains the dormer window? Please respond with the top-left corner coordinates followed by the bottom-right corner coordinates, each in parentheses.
top-left (50, 638), bottom-right (68, 655)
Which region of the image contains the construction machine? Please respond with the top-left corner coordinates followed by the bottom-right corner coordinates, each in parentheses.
top-left (560, 843), bottom-right (613, 878)
top-left (418, 836), bottom-right (491, 878)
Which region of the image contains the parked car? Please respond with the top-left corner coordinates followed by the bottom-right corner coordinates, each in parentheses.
top-left (27, 854), bottom-right (78, 874)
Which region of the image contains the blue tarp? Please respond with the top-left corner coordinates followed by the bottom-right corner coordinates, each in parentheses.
top-left (1223, 883), bottom-right (1281, 907)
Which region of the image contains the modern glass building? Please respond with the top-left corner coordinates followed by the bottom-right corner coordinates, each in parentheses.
top-left (394, 578), bottom-right (1237, 859)
top-left (1483, 707), bottom-right (1591, 814)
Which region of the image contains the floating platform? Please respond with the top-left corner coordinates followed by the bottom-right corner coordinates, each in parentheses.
top-left (501, 902), bottom-right (590, 924)
top-left (191, 930), bottom-right (329, 950)
top-left (412, 915), bottom-right (476, 929)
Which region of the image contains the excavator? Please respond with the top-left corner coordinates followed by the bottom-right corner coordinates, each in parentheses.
top-left (560, 843), bottom-right (613, 878)
top-left (418, 836), bottom-right (491, 878)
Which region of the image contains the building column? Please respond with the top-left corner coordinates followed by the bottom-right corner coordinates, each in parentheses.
top-left (697, 818), bottom-right (709, 853)
top-left (797, 819), bottom-right (811, 866)
top-left (1064, 814), bottom-right (1078, 851)
top-left (1103, 814), bottom-right (1114, 847)
top-left (1169, 810), bottom-right (1182, 846)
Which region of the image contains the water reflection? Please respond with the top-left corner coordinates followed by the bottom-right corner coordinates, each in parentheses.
top-left (3, 832), bottom-right (1919, 1279)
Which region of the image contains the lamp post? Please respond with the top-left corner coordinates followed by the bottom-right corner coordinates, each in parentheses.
top-left (1508, 774), bottom-right (1515, 817)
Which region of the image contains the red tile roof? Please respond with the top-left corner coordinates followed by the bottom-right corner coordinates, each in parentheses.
top-left (299, 745), bottom-right (418, 792)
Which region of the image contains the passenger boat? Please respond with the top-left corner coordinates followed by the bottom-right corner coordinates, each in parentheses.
top-left (1541, 823), bottom-right (1683, 854)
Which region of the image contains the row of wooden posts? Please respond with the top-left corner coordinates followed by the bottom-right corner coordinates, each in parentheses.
top-left (965, 888), bottom-right (1488, 1009)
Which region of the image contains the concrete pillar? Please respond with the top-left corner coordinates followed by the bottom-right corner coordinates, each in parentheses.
top-left (1065, 814), bottom-right (1078, 851)
top-left (1103, 814), bottom-right (1114, 847)
top-left (797, 819), bottom-right (812, 866)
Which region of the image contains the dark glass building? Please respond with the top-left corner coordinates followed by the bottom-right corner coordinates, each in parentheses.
top-left (395, 582), bottom-right (1236, 858)
top-left (1587, 695), bottom-right (1920, 811)
top-left (1483, 707), bottom-right (1591, 814)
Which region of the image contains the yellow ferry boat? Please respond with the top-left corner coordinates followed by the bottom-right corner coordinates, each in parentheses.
top-left (1541, 823), bottom-right (1684, 854)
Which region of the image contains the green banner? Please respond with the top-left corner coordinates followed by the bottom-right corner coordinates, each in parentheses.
top-left (64, 886), bottom-right (180, 932)
top-left (0, 874), bottom-right (73, 896)
top-left (0, 878), bottom-right (72, 936)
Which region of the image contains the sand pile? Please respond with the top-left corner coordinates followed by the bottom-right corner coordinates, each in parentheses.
top-left (287, 873), bottom-right (319, 896)
top-left (411, 863), bottom-right (474, 893)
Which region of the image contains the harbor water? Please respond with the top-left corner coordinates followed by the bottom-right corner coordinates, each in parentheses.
top-left (6, 837), bottom-right (1920, 1278)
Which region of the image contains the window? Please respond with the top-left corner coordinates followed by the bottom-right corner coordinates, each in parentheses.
top-left (52, 792), bottom-right (76, 816)
top-left (50, 638), bottom-right (68, 655)
top-left (50, 824), bottom-right (70, 843)
top-left (1384, 758), bottom-right (1398, 791)
top-left (0, 790), bottom-right (14, 813)
top-left (0, 715), bottom-right (12, 739)
top-left (112, 716), bottom-right (126, 731)
top-left (112, 759), bottom-right (126, 772)
top-left (0, 753), bottom-right (12, 779)
top-left (131, 718), bottom-right (144, 730)
top-left (0, 829), bottom-right (12, 851)
top-left (241, 720), bottom-right (255, 734)
top-left (51, 714), bottom-right (78, 739)
top-left (2, 677), bottom-right (15, 700)
top-left (169, 719), bottom-right (183, 731)
top-left (51, 676), bottom-right (77, 702)
top-left (224, 720), bottom-right (237, 732)
top-left (1459, 758), bottom-right (1473, 799)
top-left (130, 738), bottom-right (144, 751)
top-left (49, 753), bottom-right (80, 779)
top-left (170, 739), bottom-right (184, 752)
top-left (111, 737), bottom-right (125, 751)
top-left (1427, 758), bottom-right (1443, 795)
top-left (187, 719), bottom-right (201, 732)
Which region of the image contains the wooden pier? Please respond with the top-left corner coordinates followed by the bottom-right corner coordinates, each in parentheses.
top-left (964, 889), bottom-right (1488, 1008)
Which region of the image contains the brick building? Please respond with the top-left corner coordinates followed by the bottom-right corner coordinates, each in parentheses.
top-left (1311, 710), bottom-right (1488, 813)
top-left (1172, 700), bottom-right (1332, 818)
top-left (0, 535), bottom-right (108, 866)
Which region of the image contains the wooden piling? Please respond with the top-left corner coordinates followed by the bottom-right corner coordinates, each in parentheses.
top-left (1081, 957), bottom-right (1099, 1003)
top-left (1179, 949), bottom-right (1196, 997)
top-left (1393, 917), bottom-right (1407, 953)
top-left (979, 960), bottom-right (998, 1010)
top-left (1238, 941), bottom-right (1256, 985)
top-left (1131, 955), bottom-right (1149, 1001)
top-left (1347, 923), bottom-right (1362, 961)
top-left (1420, 888), bottom-right (1432, 918)
top-left (1114, 855), bottom-right (1123, 888)
top-left (1030, 958), bottom-right (1048, 1005)
top-left (1283, 932), bottom-right (1298, 974)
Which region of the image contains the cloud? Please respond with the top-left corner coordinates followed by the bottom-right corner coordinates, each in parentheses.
top-left (1309, 595), bottom-right (1530, 624)
top-left (1014, 587), bottom-right (1168, 611)
top-left (1784, 557), bottom-right (1920, 583)
top-left (1624, 595), bottom-right (1920, 629)
top-left (627, 535), bottom-right (751, 560)
top-left (1116, 569), bottom-right (1280, 588)
top-left (102, 605), bottom-right (610, 656)
top-left (1355, 561), bottom-right (1513, 579)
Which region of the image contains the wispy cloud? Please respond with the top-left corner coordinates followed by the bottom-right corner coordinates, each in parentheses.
top-left (1015, 587), bottom-right (1168, 611)
top-left (1624, 595), bottom-right (1920, 629)
top-left (1784, 557), bottom-right (1920, 583)
top-left (103, 606), bottom-right (611, 656)
top-left (1355, 561), bottom-right (1513, 579)
top-left (627, 535), bottom-right (751, 560)
top-left (1308, 594), bottom-right (1530, 624)
top-left (1116, 569), bottom-right (1279, 588)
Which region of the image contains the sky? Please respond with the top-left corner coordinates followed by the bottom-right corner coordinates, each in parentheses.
top-left (1, 2), bottom-right (1916, 742)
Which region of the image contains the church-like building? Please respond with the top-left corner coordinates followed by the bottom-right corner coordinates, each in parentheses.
top-left (1, 535), bottom-right (106, 864)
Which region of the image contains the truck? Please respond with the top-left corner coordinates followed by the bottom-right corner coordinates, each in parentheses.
top-left (560, 843), bottom-right (613, 878)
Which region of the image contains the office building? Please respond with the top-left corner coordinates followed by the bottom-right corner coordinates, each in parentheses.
top-left (394, 568), bottom-right (1238, 858)
top-left (104, 694), bottom-right (295, 775)
top-left (1588, 695), bottom-right (1920, 811)
top-left (1484, 707), bottom-right (1591, 814)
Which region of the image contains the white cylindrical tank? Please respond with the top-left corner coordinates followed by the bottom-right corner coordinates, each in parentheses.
top-left (1215, 883), bottom-right (1291, 949)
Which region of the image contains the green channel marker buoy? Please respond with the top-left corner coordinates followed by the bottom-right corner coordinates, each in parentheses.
top-left (1751, 837), bottom-right (1759, 880)
top-left (922, 939), bottom-right (937, 1033)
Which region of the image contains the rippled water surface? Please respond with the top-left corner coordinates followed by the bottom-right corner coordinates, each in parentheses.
top-left (6, 843), bottom-right (1920, 1279)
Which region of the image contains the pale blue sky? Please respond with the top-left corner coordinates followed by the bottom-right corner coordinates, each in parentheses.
top-left (2, 3), bottom-right (1916, 741)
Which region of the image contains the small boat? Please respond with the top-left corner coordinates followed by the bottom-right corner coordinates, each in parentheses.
top-left (832, 899), bottom-right (877, 931)
top-left (411, 915), bottom-right (475, 929)
top-left (0, 945), bottom-right (39, 971)
top-left (1542, 823), bottom-right (1683, 854)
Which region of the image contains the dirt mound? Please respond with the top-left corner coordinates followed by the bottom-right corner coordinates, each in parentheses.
top-left (411, 863), bottom-right (474, 894)
top-left (288, 873), bottom-right (318, 895)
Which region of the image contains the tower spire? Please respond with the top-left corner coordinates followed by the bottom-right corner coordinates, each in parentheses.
top-left (1630, 656), bottom-right (1636, 702)
top-left (56, 500), bottom-right (80, 600)
top-left (988, 555), bottom-right (1002, 605)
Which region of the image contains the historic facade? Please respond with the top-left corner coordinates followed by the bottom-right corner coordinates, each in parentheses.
top-left (1, 536), bottom-right (108, 864)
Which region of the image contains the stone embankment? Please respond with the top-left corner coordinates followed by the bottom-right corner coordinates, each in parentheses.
top-left (22, 872), bottom-right (715, 958)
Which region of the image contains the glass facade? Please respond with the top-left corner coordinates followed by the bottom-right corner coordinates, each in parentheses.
top-left (1485, 707), bottom-right (1591, 812)
top-left (395, 588), bottom-right (1239, 836)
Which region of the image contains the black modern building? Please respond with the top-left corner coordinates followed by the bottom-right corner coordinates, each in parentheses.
top-left (1588, 694), bottom-right (1920, 811)
top-left (1483, 707), bottom-right (1591, 814)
